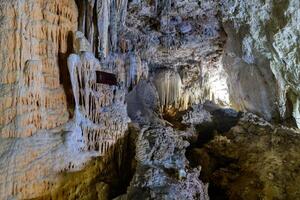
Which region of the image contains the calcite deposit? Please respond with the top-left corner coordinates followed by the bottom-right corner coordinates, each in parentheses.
top-left (125, 0), bottom-right (230, 110)
top-left (0, 0), bottom-right (300, 199)
top-left (0, 0), bottom-right (77, 137)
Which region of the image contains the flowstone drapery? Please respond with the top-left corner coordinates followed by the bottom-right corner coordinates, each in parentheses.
top-left (68, 32), bottom-right (148, 155)
top-left (0, 0), bottom-right (78, 137)
top-left (68, 36), bottom-right (128, 155)
top-left (153, 69), bottom-right (183, 111)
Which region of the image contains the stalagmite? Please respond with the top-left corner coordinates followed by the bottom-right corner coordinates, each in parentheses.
top-left (1, 0), bottom-right (299, 199)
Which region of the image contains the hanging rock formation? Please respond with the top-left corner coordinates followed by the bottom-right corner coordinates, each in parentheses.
top-left (125, 0), bottom-right (230, 110)
top-left (68, 32), bottom-right (130, 154)
top-left (75, 0), bottom-right (128, 59)
top-left (153, 69), bottom-right (183, 111)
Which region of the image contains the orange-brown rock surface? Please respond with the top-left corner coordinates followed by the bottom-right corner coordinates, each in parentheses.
top-left (0, 0), bottom-right (78, 137)
top-left (0, 0), bottom-right (299, 199)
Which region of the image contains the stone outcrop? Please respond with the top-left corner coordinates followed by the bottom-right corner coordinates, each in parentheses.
top-left (118, 125), bottom-right (209, 200)
top-left (188, 110), bottom-right (300, 199)
top-left (0, 0), bottom-right (78, 137)
top-left (221, 0), bottom-right (300, 126)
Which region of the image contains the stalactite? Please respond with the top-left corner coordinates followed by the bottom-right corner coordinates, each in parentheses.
top-left (68, 32), bottom-right (132, 155)
top-left (126, 53), bottom-right (149, 88)
top-left (76, 0), bottom-right (128, 59)
top-left (154, 69), bottom-right (182, 110)
top-left (96, 0), bottom-right (110, 58)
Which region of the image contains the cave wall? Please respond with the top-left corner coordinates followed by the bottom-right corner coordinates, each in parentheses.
top-left (123, 0), bottom-right (230, 113)
top-left (0, 0), bottom-right (78, 137)
top-left (0, 0), bottom-right (134, 199)
top-left (221, 0), bottom-right (300, 126)
top-left (0, 0), bottom-right (299, 199)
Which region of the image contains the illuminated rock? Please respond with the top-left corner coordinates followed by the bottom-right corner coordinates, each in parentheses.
top-left (0, 0), bottom-right (78, 137)
top-left (68, 51), bottom-right (129, 155)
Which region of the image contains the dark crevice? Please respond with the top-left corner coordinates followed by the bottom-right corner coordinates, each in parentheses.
top-left (184, 107), bottom-right (242, 200)
top-left (32, 125), bottom-right (138, 200)
top-left (58, 31), bottom-right (76, 118)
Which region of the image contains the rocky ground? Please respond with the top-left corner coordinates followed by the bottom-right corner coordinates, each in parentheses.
top-left (184, 104), bottom-right (300, 200)
top-left (36, 102), bottom-right (300, 200)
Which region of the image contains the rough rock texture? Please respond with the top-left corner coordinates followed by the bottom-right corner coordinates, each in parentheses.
top-left (0, 0), bottom-right (78, 137)
top-left (1, 0), bottom-right (300, 199)
top-left (75, 0), bottom-right (128, 59)
top-left (124, 0), bottom-right (230, 110)
top-left (221, 0), bottom-right (300, 126)
top-left (31, 124), bottom-right (138, 200)
top-left (118, 125), bottom-right (209, 200)
top-left (68, 39), bottom-right (129, 154)
top-left (126, 80), bottom-right (162, 125)
top-left (0, 121), bottom-right (136, 200)
top-left (0, 1), bottom-right (134, 199)
top-left (189, 112), bottom-right (300, 200)
top-left (182, 104), bottom-right (212, 125)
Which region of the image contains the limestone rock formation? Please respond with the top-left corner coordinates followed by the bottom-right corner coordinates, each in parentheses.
top-left (153, 69), bottom-right (183, 110)
top-left (0, 0), bottom-right (78, 137)
top-left (125, 0), bottom-right (230, 110)
top-left (221, 0), bottom-right (300, 126)
top-left (75, 0), bottom-right (128, 59)
top-left (182, 104), bottom-right (212, 125)
top-left (188, 110), bottom-right (300, 199)
top-left (68, 37), bottom-right (129, 154)
top-left (126, 80), bottom-right (161, 125)
top-left (0, 0), bottom-right (300, 199)
top-left (118, 125), bottom-right (209, 200)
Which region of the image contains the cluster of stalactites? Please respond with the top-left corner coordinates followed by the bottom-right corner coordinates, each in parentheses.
top-left (76, 0), bottom-right (128, 59)
top-left (68, 49), bottom-right (129, 155)
top-left (153, 69), bottom-right (183, 111)
top-left (68, 31), bottom-right (149, 155)
top-left (152, 67), bottom-right (228, 113)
